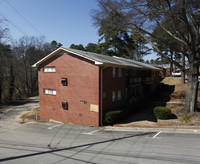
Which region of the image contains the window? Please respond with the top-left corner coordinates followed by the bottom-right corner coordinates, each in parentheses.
top-left (112, 91), bottom-right (116, 102)
top-left (44, 89), bottom-right (56, 95)
top-left (112, 90), bottom-right (122, 102)
top-left (61, 78), bottom-right (68, 86)
top-left (118, 68), bottom-right (122, 77)
top-left (62, 102), bottom-right (68, 110)
top-left (103, 92), bottom-right (106, 99)
top-left (113, 67), bottom-right (122, 78)
top-left (43, 66), bottom-right (56, 72)
top-left (118, 90), bottom-right (121, 100)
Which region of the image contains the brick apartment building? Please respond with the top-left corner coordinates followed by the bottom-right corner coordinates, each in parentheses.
top-left (32, 47), bottom-right (161, 126)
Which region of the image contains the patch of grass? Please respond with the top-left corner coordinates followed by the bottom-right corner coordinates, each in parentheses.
top-left (181, 115), bottom-right (191, 123)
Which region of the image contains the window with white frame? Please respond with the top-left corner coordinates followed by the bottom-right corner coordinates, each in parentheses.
top-left (112, 90), bottom-right (122, 102)
top-left (43, 66), bottom-right (56, 72)
top-left (113, 67), bottom-right (122, 78)
top-left (117, 90), bottom-right (121, 100)
top-left (112, 91), bottom-right (116, 102)
top-left (43, 89), bottom-right (56, 95)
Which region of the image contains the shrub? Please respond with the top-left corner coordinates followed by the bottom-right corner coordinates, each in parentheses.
top-left (104, 110), bottom-right (122, 125)
top-left (154, 106), bottom-right (172, 119)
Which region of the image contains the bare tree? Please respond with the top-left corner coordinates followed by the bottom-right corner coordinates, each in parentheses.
top-left (12, 36), bottom-right (51, 97)
top-left (92, 0), bottom-right (200, 112)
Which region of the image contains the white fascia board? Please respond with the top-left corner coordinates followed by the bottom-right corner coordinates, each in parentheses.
top-left (32, 47), bottom-right (64, 67)
top-left (32, 47), bottom-right (161, 70)
top-left (95, 61), bottom-right (103, 65)
top-left (32, 47), bottom-right (103, 68)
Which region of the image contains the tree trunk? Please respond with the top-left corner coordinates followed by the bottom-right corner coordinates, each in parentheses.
top-left (181, 53), bottom-right (185, 84)
top-left (170, 50), bottom-right (173, 75)
top-left (9, 65), bottom-right (15, 103)
top-left (184, 65), bottom-right (199, 112)
top-left (0, 76), bottom-right (2, 104)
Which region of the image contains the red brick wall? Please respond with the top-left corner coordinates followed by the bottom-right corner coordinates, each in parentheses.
top-left (38, 53), bottom-right (100, 126)
top-left (102, 67), bottom-right (126, 111)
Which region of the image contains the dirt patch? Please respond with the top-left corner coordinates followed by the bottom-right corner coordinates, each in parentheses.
top-left (161, 77), bottom-right (188, 92)
top-left (162, 77), bottom-right (200, 102)
top-left (115, 120), bottom-right (200, 128)
top-left (17, 107), bottom-right (40, 123)
top-left (0, 105), bottom-right (12, 112)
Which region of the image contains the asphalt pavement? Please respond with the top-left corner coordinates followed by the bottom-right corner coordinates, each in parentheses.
top-left (0, 97), bottom-right (200, 163)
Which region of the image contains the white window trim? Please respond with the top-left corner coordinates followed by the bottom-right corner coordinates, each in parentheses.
top-left (118, 90), bottom-right (122, 100)
top-left (43, 66), bottom-right (56, 72)
top-left (112, 90), bottom-right (122, 102)
top-left (44, 89), bottom-right (56, 95)
top-left (112, 91), bottom-right (116, 102)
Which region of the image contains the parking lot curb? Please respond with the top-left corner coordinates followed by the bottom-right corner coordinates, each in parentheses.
top-left (104, 126), bottom-right (200, 134)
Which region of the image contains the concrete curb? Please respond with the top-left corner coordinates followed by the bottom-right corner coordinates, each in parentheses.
top-left (104, 126), bottom-right (200, 134)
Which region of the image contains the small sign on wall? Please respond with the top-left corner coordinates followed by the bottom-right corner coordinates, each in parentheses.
top-left (90, 104), bottom-right (99, 112)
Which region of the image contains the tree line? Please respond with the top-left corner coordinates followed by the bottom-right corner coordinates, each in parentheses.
top-left (0, 32), bottom-right (62, 104)
top-left (69, 32), bottom-right (151, 61)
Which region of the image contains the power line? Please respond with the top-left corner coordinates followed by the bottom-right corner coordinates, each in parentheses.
top-left (0, 9), bottom-right (28, 37)
top-left (4, 0), bottom-right (43, 36)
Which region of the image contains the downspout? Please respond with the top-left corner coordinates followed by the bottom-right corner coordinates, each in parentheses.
top-left (100, 66), bottom-right (108, 126)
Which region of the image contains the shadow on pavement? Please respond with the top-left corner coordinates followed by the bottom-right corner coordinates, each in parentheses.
top-left (0, 132), bottom-right (153, 162)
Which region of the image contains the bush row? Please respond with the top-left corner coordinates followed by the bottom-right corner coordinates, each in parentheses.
top-left (104, 105), bottom-right (173, 125)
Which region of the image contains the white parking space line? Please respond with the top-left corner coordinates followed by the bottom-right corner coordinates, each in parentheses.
top-left (83, 129), bottom-right (101, 135)
top-left (153, 131), bottom-right (162, 139)
top-left (48, 123), bottom-right (64, 130)
top-left (24, 122), bottom-right (36, 125)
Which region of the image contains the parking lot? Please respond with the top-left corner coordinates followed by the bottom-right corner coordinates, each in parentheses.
top-left (0, 97), bottom-right (200, 164)
top-left (0, 121), bottom-right (200, 164)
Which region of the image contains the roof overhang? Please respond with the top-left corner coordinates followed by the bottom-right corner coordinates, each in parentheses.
top-left (32, 47), bottom-right (161, 71)
top-left (32, 47), bottom-right (104, 68)
top-left (32, 48), bottom-right (64, 67)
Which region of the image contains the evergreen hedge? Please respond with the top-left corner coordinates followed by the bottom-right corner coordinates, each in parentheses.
top-left (104, 110), bottom-right (123, 125)
top-left (154, 106), bottom-right (172, 119)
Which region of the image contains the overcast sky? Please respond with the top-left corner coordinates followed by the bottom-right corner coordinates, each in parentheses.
top-left (0, 0), bottom-right (157, 60)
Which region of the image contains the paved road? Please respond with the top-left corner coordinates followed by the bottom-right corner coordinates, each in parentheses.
top-left (0, 98), bottom-right (200, 163)
top-left (0, 96), bottom-right (39, 130)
